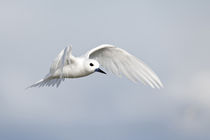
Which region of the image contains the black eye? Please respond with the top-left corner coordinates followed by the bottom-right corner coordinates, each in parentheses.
top-left (89, 63), bottom-right (94, 66)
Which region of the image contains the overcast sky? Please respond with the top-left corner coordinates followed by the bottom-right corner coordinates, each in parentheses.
top-left (1, 0), bottom-right (210, 140)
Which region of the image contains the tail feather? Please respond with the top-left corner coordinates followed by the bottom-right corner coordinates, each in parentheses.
top-left (27, 77), bottom-right (65, 89)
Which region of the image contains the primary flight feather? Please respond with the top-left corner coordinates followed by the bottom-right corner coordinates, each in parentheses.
top-left (28, 44), bottom-right (163, 89)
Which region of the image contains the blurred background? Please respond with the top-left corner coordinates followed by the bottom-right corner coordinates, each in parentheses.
top-left (1, 0), bottom-right (210, 140)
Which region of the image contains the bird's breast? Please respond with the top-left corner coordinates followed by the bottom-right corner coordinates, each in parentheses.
top-left (53, 65), bottom-right (92, 78)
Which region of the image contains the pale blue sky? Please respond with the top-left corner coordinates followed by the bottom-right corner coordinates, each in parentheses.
top-left (0, 0), bottom-right (210, 140)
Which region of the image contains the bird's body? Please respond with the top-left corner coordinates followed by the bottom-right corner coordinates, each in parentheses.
top-left (51, 58), bottom-right (98, 78)
top-left (28, 44), bottom-right (163, 89)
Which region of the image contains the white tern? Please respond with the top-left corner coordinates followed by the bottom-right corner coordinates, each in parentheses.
top-left (28, 44), bottom-right (163, 89)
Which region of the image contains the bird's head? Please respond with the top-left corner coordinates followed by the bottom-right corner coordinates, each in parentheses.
top-left (85, 59), bottom-right (106, 74)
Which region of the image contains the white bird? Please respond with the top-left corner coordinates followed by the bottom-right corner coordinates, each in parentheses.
top-left (28, 44), bottom-right (163, 89)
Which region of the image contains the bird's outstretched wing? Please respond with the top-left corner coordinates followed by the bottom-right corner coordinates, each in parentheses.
top-left (50, 46), bottom-right (72, 78)
top-left (27, 46), bottom-right (72, 89)
top-left (86, 44), bottom-right (163, 88)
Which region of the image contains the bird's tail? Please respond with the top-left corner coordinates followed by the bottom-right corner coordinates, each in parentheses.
top-left (26, 75), bottom-right (65, 89)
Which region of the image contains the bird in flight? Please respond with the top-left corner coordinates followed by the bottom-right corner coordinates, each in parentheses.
top-left (28, 44), bottom-right (163, 89)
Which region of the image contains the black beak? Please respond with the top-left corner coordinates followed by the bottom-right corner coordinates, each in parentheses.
top-left (95, 68), bottom-right (106, 74)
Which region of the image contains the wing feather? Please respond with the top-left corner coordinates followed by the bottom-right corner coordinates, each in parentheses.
top-left (50, 46), bottom-right (72, 77)
top-left (27, 46), bottom-right (72, 89)
top-left (86, 44), bottom-right (163, 88)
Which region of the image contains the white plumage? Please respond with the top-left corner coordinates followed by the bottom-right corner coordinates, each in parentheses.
top-left (28, 44), bottom-right (163, 89)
